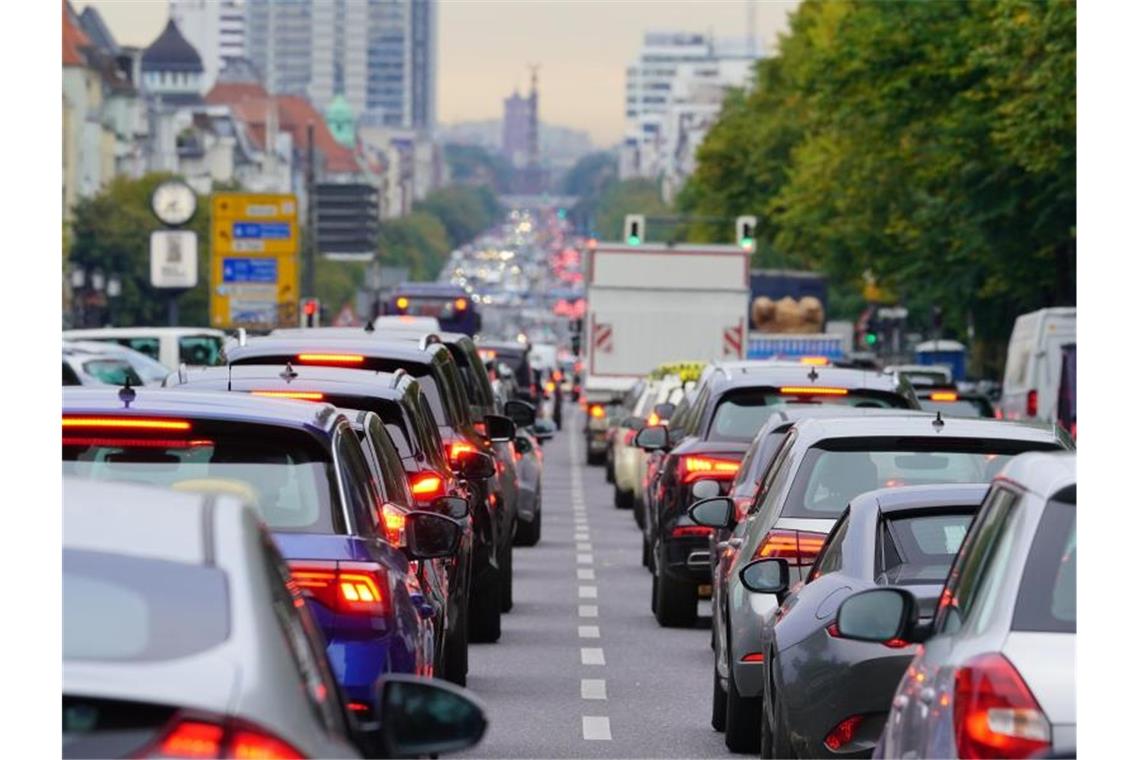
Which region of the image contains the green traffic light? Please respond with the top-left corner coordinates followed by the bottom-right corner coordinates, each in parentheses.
top-left (740, 237), bottom-right (755, 250)
top-left (866, 333), bottom-right (879, 345)
top-left (627, 235), bottom-right (641, 245)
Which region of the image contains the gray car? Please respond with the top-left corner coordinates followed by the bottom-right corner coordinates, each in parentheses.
top-left (742, 483), bottom-right (988, 759)
top-left (511, 425), bottom-right (544, 546)
top-left (836, 452), bottom-right (1076, 759)
top-left (689, 414), bottom-right (1072, 753)
top-left (63, 478), bottom-right (489, 759)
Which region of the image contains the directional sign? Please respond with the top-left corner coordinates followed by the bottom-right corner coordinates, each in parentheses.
top-left (210, 193), bottom-right (299, 329)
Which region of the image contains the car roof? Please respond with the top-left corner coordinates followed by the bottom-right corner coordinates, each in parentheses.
top-left (65, 327), bottom-right (225, 338)
top-left (788, 414), bottom-right (1067, 445)
top-left (849, 482), bottom-right (991, 516)
top-left (173, 364), bottom-right (416, 401)
top-left (225, 336), bottom-right (446, 366)
top-left (994, 451), bottom-right (1076, 500)
top-left (62, 387), bottom-right (342, 433)
top-left (706, 362), bottom-right (910, 392)
top-left (475, 339), bottom-right (529, 353)
top-left (393, 282), bottom-right (467, 296)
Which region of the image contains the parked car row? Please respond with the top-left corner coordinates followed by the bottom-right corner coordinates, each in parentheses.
top-left (62, 323), bottom-right (557, 758)
top-left (594, 356), bottom-right (1075, 757)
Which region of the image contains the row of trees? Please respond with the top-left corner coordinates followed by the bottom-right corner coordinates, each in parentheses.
top-left (677, 0), bottom-right (1075, 369)
top-left (66, 175), bottom-right (501, 327)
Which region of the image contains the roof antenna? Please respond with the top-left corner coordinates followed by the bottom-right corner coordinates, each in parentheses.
top-left (807, 366), bottom-right (820, 383)
top-left (280, 362), bottom-right (298, 383)
top-left (118, 375), bottom-right (136, 408)
top-left (227, 362), bottom-right (233, 392)
top-left (933, 410), bottom-right (945, 430)
top-left (364, 319), bottom-right (375, 333)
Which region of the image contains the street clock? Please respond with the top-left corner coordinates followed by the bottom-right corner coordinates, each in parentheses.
top-left (151, 179), bottom-right (197, 227)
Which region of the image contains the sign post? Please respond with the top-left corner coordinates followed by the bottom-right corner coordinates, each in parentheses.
top-left (210, 193), bottom-right (299, 329)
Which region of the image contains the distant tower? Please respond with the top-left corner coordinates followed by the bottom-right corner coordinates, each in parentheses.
top-left (526, 64), bottom-right (540, 172)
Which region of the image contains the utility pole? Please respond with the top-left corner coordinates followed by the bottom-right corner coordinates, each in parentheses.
top-left (303, 122), bottom-right (316, 299)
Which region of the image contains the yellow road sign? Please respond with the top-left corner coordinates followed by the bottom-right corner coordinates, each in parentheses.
top-left (210, 193), bottom-right (299, 329)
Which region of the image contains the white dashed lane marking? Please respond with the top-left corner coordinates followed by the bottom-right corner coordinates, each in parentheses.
top-left (577, 568), bottom-right (595, 580)
top-left (577, 553), bottom-right (594, 564)
top-left (578, 625), bottom-right (600, 638)
top-left (580, 647), bottom-right (606, 665)
top-left (578, 604), bottom-right (598, 617)
top-left (581, 679), bottom-right (607, 701)
top-left (578, 585), bottom-right (598, 599)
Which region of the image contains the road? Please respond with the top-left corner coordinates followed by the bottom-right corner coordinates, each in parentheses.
top-left (461, 408), bottom-right (729, 758)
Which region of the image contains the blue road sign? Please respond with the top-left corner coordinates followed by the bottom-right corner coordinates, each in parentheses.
top-left (232, 221), bottom-right (292, 239)
top-left (222, 257), bottom-right (279, 283)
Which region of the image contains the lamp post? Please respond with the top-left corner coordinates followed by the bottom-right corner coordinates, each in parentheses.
top-left (106, 275), bottom-right (122, 326)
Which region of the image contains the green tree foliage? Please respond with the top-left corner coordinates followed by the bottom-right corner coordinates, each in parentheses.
top-left (679, 0), bottom-right (1075, 369)
top-left (443, 143), bottom-right (512, 193)
top-left (562, 152), bottom-right (618, 233)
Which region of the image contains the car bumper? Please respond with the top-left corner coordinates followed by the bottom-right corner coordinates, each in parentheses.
top-left (660, 536), bottom-right (713, 584)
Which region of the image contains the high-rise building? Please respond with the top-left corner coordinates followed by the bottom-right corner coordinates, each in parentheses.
top-left (169, 0), bottom-right (246, 93)
top-left (501, 90), bottom-right (531, 168)
top-left (245, 0), bottom-right (436, 131)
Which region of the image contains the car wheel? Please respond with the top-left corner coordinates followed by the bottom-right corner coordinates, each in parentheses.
top-left (442, 612), bottom-right (468, 687)
top-left (712, 669), bottom-right (727, 732)
top-left (633, 496), bottom-right (645, 529)
top-left (724, 662), bottom-right (763, 752)
top-left (653, 555), bottom-right (698, 627)
top-left (467, 575), bottom-right (501, 643)
top-left (641, 533), bottom-right (651, 568)
top-left (614, 487), bottom-right (634, 510)
top-left (500, 537), bottom-right (514, 612)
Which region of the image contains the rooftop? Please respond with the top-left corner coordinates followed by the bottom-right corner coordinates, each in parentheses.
top-left (141, 19), bottom-right (203, 73)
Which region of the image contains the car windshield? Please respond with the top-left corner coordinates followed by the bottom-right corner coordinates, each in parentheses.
top-left (708, 389), bottom-right (905, 442)
top-left (918, 399), bottom-right (992, 417)
top-left (64, 549), bottom-right (229, 662)
top-left (62, 428), bottom-right (337, 533)
top-left (878, 512), bottom-right (975, 585)
top-left (179, 335), bottom-right (226, 366)
top-left (81, 358), bottom-right (144, 386)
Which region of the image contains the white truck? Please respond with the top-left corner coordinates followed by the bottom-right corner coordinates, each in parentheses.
top-left (581, 242), bottom-right (750, 464)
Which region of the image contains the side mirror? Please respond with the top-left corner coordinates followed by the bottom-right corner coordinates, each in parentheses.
top-left (503, 399), bottom-right (536, 428)
top-left (836, 587), bottom-right (923, 643)
top-left (374, 675), bottom-right (488, 758)
top-left (620, 416), bottom-right (647, 432)
top-left (513, 435), bottom-right (534, 455)
top-left (688, 496), bottom-right (734, 529)
top-left (738, 558), bottom-right (789, 596)
top-left (533, 419), bottom-right (556, 442)
top-left (690, 479), bottom-right (721, 500)
top-left (653, 402), bottom-right (677, 421)
top-left (634, 425), bottom-right (668, 451)
top-left (456, 450), bottom-right (496, 480)
top-left (405, 511), bottom-right (461, 559)
top-left (483, 414), bottom-right (516, 442)
top-left (431, 495), bottom-right (469, 521)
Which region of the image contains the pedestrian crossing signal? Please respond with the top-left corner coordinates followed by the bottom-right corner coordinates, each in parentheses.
top-left (624, 215), bottom-right (645, 246)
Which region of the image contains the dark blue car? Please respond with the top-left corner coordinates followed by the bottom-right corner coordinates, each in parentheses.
top-left (61, 387), bottom-right (462, 712)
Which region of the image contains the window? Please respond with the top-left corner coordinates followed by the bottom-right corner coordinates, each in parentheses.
top-left (82, 359), bottom-right (143, 386)
top-left (119, 337), bottom-right (161, 361)
top-left (63, 361), bottom-right (81, 385)
top-left (876, 512), bottom-right (975, 585)
top-left (749, 431), bottom-right (797, 517)
top-left (1012, 499), bottom-right (1076, 633)
top-left (367, 415), bottom-right (413, 507)
top-left (706, 389), bottom-right (904, 443)
top-left (809, 512), bottom-right (849, 581)
top-left (335, 428), bottom-right (382, 538)
top-left (179, 335), bottom-right (225, 366)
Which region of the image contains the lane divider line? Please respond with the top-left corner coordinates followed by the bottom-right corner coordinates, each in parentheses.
top-left (577, 568), bottom-right (595, 580)
top-left (580, 679), bottom-right (607, 701)
top-left (580, 647), bottom-right (605, 665)
top-left (578, 625), bottom-right (600, 638)
top-left (578, 604), bottom-right (598, 618)
top-left (582, 716), bottom-right (612, 741)
top-left (578, 585), bottom-right (598, 599)
top-left (577, 552), bottom-right (594, 564)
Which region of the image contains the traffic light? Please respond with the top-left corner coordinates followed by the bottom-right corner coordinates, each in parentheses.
top-left (735, 215), bottom-right (757, 251)
top-left (314, 183), bottom-right (380, 258)
top-left (623, 215), bottom-right (645, 245)
top-left (301, 298), bottom-right (321, 328)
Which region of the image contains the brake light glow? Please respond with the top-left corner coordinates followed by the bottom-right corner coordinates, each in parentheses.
top-left (229, 728), bottom-right (304, 759)
top-left (824, 715), bottom-right (864, 751)
top-left (478, 349), bottom-right (497, 361)
top-left (381, 503), bottom-right (407, 546)
top-left (589, 404), bottom-right (605, 419)
top-left (1026, 389), bottom-right (1038, 418)
top-left (930, 391), bottom-right (958, 401)
top-left (755, 529), bottom-right (827, 566)
top-left (800, 356), bottom-right (829, 366)
top-left (671, 525), bottom-right (714, 538)
top-left (250, 390), bottom-right (325, 400)
top-left (156, 721), bottom-right (223, 758)
top-left (287, 560), bottom-right (389, 616)
top-left (647, 412), bottom-right (661, 426)
top-left (448, 441), bottom-right (477, 461)
top-left (741, 652), bottom-right (765, 663)
top-left (544, 381), bottom-right (556, 393)
top-left (62, 437), bottom-right (213, 449)
top-left (396, 297), bottom-right (409, 309)
top-left (62, 417), bottom-right (191, 431)
top-left (779, 387), bottom-right (848, 396)
top-left (150, 717), bottom-right (304, 760)
top-left (347, 701), bottom-right (370, 713)
top-left (953, 652), bottom-right (1051, 758)
top-left (680, 455), bottom-right (740, 484)
top-left (410, 472), bottom-right (445, 498)
top-left (455, 298), bottom-right (468, 311)
top-left (296, 353), bottom-right (364, 364)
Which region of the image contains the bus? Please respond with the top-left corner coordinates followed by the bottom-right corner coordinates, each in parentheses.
top-left (384, 282), bottom-right (482, 336)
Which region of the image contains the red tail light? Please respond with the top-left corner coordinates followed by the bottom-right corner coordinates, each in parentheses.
top-left (381, 503), bottom-right (407, 546)
top-left (229, 728), bottom-right (304, 759)
top-left (63, 416), bottom-right (191, 431)
top-left (410, 471), bottom-right (445, 498)
top-left (148, 716), bottom-right (303, 759)
top-left (296, 353), bottom-right (364, 365)
top-left (1026, 389), bottom-right (1038, 418)
top-left (62, 437), bottom-right (213, 448)
top-left (544, 381), bottom-right (556, 393)
top-left (754, 529), bottom-right (827, 566)
top-left (287, 560), bottom-right (390, 616)
top-left (671, 525), bottom-right (714, 538)
top-left (623, 429), bottom-right (636, 446)
top-left (741, 652), bottom-right (765, 663)
top-left (447, 441), bottom-right (477, 461)
top-left (155, 721), bottom-right (223, 758)
top-left (347, 701), bottom-right (370, 714)
top-left (589, 404), bottom-right (605, 419)
top-left (249, 390), bottom-right (325, 400)
top-left (824, 714), bottom-right (864, 751)
top-left (680, 455), bottom-right (741, 484)
top-left (647, 412), bottom-right (661, 426)
top-left (953, 653), bottom-right (1051, 759)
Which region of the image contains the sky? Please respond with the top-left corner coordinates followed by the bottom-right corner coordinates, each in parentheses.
top-left (78, 0), bottom-right (798, 147)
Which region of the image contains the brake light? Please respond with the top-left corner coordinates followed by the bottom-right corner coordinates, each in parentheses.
top-left (62, 416), bottom-right (191, 431)
top-left (1026, 389), bottom-right (1038, 418)
top-left (930, 391), bottom-right (958, 402)
top-left (589, 404), bottom-right (605, 419)
top-left (381, 503), bottom-right (407, 546)
top-left (741, 652), bottom-right (765, 663)
top-left (250, 390), bottom-right (325, 400)
top-left (447, 441), bottom-right (477, 461)
top-left (824, 715), bottom-right (864, 751)
top-left (680, 455), bottom-right (740, 484)
top-left (410, 471), bottom-right (445, 498)
top-left (148, 717), bottom-right (303, 759)
top-left (455, 298), bottom-right (468, 311)
top-left (229, 728), bottom-right (304, 759)
top-left (396, 297), bottom-right (409, 310)
top-left (953, 653), bottom-right (1051, 758)
top-left (671, 525), bottom-right (714, 538)
top-left (296, 353), bottom-right (364, 365)
top-left (779, 387), bottom-right (848, 397)
top-left (647, 412), bottom-right (661, 426)
top-left (544, 381), bottom-right (555, 393)
top-left (800, 356), bottom-right (829, 366)
top-left (62, 437), bottom-right (213, 448)
top-left (755, 529), bottom-right (827, 566)
top-left (156, 721), bottom-right (223, 758)
top-left (623, 429), bottom-right (636, 446)
top-left (478, 349), bottom-right (497, 361)
top-left (287, 560), bottom-right (389, 616)
top-left (347, 701), bottom-right (370, 714)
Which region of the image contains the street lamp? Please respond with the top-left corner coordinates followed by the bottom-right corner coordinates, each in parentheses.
top-left (91, 271), bottom-right (106, 292)
top-left (106, 275), bottom-right (122, 298)
top-left (70, 268), bottom-right (85, 289)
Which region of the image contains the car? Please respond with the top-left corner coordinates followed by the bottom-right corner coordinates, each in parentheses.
top-left (476, 339), bottom-right (539, 404)
top-left (745, 484), bottom-right (988, 759)
top-left (612, 376), bottom-right (678, 510)
top-left (601, 379), bottom-right (646, 475)
top-left (915, 385), bottom-right (995, 418)
top-left (62, 387), bottom-right (463, 711)
top-left (63, 344), bottom-right (145, 387)
top-left (168, 363), bottom-right (482, 686)
top-left (510, 424), bottom-right (544, 546)
top-left (687, 415), bottom-right (1071, 753)
top-left (636, 361), bottom-right (922, 630)
top-left (64, 326), bottom-right (227, 369)
top-left (884, 364), bottom-right (953, 388)
top-left (998, 307), bottom-right (1077, 423)
top-left (223, 336), bottom-right (518, 643)
top-left (839, 452), bottom-right (1076, 760)
top-left (64, 339), bottom-right (172, 385)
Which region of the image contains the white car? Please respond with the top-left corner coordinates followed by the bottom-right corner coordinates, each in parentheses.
top-left (998, 307), bottom-right (1076, 423)
top-left (64, 340), bottom-right (171, 385)
top-left (613, 376), bottom-right (688, 510)
top-left (64, 326), bottom-right (227, 369)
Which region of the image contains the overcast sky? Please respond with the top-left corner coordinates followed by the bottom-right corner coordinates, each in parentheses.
top-left (79, 0), bottom-right (797, 147)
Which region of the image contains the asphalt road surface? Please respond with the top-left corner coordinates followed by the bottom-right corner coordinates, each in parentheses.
top-left (460, 408), bottom-right (729, 758)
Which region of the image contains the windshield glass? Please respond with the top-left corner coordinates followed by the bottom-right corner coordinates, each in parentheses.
top-left (918, 399), bottom-right (991, 417)
top-left (879, 512), bottom-right (975, 585)
top-left (708, 390), bottom-right (905, 442)
top-left (62, 428), bottom-right (337, 533)
top-left (179, 335), bottom-right (226, 366)
top-left (81, 358), bottom-right (144, 386)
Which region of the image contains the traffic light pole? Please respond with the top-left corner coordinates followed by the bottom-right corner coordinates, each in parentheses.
top-left (302, 122), bottom-right (316, 299)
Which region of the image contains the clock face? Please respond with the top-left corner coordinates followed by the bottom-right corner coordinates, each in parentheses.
top-left (151, 181), bottom-right (197, 226)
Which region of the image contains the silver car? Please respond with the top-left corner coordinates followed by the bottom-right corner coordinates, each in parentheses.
top-left (836, 452), bottom-right (1076, 759)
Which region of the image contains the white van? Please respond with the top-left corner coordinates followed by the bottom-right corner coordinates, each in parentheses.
top-left (62, 327), bottom-right (227, 370)
top-left (998, 307), bottom-right (1076, 422)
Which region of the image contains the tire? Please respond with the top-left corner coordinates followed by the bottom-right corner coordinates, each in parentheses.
top-left (724, 663), bottom-right (763, 752)
top-left (467, 576), bottom-right (501, 643)
top-left (500, 538), bottom-right (514, 613)
top-left (442, 613), bottom-right (468, 687)
top-left (712, 669), bottom-right (728, 732)
top-left (641, 534), bottom-right (651, 568)
top-left (650, 571), bottom-right (658, 614)
top-left (633, 496), bottom-right (645, 529)
top-left (604, 454), bottom-right (615, 483)
top-left (653, 558), bottom-right (698, 627)
top-left (514, 499), bottom-right (541, 547)
top-left (614, 486), bottom-right (634, 510)
top-left (586, 448), bottom-right (605, 466)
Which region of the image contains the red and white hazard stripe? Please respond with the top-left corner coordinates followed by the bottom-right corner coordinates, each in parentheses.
top-left (594, 323), bottom-right (613, 353)
top-left (723, 323), bottom-right (743, 357)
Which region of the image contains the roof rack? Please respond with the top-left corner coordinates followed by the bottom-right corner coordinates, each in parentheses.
top-left (390, 368), bottom-right (408, 388)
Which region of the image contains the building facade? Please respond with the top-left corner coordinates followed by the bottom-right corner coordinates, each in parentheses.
top-left (168, 0), bottom-right (247, 93)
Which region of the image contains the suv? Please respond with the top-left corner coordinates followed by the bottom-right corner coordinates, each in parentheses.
top-left (223, 337), bottom-right (517, 643)
top-left (637, 361), bottom-right (921, 628)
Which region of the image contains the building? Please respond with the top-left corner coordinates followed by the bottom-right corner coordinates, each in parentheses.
top-left (501, 90), bottom-right (531, 168)
top-left (245, 0), bottom-right (436, 131)
top-left (620, 31), bottom-right (761, 182)
top-left (168, 0), bottom-right (247, 93)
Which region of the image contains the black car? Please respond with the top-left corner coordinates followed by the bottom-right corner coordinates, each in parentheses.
top-left (636, 361), bottom-right (921, 628)
top-left (476, 340), bottom-right (539, 404)
top-left (223, 336), bottom-right (517, 644)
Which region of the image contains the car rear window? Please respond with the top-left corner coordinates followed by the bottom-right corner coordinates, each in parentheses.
top-left (918, 399), bottom-right (992, 418)
top-left (62, 425), bottom-right (339, 533)
top-left (82, 359), bottom-right (143, 387)
top-left (708, 389), bottom-right (907, 442)
top-left (878, 512), bottom-right (975, 585)
top-left (179, 335), bottom-right (225, 366)
top-left (64, 549), bottom-right (229, 661)
top-left (1012, 498), bottom-right (1076, 633)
